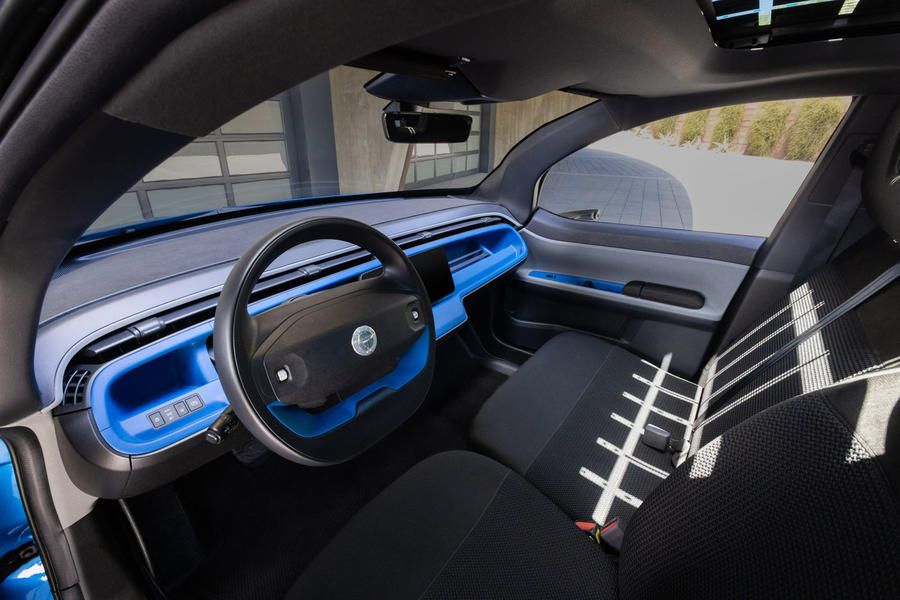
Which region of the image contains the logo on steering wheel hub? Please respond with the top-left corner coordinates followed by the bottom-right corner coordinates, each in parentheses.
top-left (351, 325), bottom-right (378, 356)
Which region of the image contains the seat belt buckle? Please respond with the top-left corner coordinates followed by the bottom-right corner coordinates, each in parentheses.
top-left (642, 423), bottom-right (670, 451)
top-left (575, 519), bottom-right (625, 553)
top-left (643, 424), bottom-right (685, 454)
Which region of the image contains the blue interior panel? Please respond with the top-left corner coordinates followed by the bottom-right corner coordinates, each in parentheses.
top-left (88, 224), bottom-right (527, 455)
top-left (0, 441), bottom-right (53, 600)
top-left (528, 270), bottom-right (625, 294)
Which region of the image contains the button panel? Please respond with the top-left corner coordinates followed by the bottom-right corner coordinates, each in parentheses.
top-left (147, 394), bottom-right (205, 429)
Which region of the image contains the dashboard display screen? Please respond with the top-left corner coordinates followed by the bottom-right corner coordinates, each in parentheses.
top-left (409, 246), bottom-right (455, 304)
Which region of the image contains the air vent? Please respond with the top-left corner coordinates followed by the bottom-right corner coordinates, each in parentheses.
top-left (68, 216), bottom-right (509, 366)
top-left (55, 368), bottom-right (93, 415)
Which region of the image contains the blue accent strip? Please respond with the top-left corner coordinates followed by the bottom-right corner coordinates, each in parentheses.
top-left (268, 328), bottom-right (430, 437)
top-left (89, 224), bottom-right (527, 455)
top-left (528, 270), bottom-right (625, 294)
top-left (0, 441), bottom-right (53, 600)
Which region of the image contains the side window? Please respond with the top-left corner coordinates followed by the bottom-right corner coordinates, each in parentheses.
top-left (537, 97), bottom-right (852, 237)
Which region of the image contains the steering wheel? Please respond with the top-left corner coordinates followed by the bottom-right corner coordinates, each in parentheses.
top-left (213, 217), bottom-right (436, 465)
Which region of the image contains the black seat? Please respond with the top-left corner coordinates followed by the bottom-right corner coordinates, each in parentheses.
top-left (290, 371), bottom-right (900, 599)
top-left (471, 228), bottom-right (900, 525)
top-left (469, 104), bottom-right (900, 526)
top-left (289, 450), bottom-right (618, 600)
top-left (471, 330), bottom-right (696, 524)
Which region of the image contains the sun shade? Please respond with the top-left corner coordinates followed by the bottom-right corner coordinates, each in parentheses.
top-left (697, 0), bottom-right (900, 48)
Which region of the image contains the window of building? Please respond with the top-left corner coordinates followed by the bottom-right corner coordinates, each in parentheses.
top-left (536, 97), bottom-right (853, 238)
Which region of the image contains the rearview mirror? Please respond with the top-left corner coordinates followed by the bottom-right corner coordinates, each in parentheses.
top-left (382, 111), bottom-right (472, 143)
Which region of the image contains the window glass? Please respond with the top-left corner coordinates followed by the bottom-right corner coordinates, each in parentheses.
top-left (89, 192), bottom-right (143, 232)
top-left (224, 141), bottom-right (289, 175)
top-left (232, 179), bottom-right (292, 205)
top-left (538, 97), bottom-right (852, 237)
top-left (86, 66), bottom-right (594, 236)
top-left (143, 142), bottom-right (221, 182)
top-left (220, 100), bottom-right (284, 134)
top-left (147, 185), bottom-right (227, 218)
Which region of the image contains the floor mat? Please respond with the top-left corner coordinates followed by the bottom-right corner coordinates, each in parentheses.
top-left (151, 348), bottom-right (507, 600)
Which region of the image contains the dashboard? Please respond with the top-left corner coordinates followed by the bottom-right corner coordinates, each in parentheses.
top-left (36, 197), bottom-right (526, 498)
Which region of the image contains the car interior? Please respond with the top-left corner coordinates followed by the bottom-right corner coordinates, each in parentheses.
top-left (0, 1), bottom-right (898, 599)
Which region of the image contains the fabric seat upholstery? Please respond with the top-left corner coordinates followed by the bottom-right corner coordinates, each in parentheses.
top-left (287, 451), bottom-right (617, 600)
top-left (471, 230), bottom-right (899, 525)
top-left (291, 371), bottom-right (900, 599)
top-left (471, 331), bottom-right (698, 525)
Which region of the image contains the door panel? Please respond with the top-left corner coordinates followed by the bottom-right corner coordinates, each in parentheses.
top-left (500, 210), bottom-right (763, 377)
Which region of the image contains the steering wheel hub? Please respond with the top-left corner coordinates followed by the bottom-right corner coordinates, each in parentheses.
top-left (351, 325), bottom-right (378, 356)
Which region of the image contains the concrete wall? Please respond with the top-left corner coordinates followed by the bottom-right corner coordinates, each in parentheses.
top-left (491, 92), bottom-right (594, 168)
top-left (328, 67), bottom-right (408, 195)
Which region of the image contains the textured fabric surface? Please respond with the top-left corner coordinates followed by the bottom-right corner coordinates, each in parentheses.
top-left (422, 470), bottom-right (617, 600)
top-left (620, 380), bottom-right (900, 599)
top-left (289, 451), bottom-right (617, 600)
top-left (288, 451), bottom-right (510, 600)
top-left (694, 233), bottom-right (900, 450)
top-left (472, 236), bottom-right (896, 533)
top-left (472, 332), bottom-right (699, 525)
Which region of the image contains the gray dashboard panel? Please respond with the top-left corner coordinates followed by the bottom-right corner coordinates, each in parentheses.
top-left (36, 198), bottom-right (515, 409)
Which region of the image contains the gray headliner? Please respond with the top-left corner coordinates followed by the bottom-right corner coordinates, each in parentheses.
top-left (106, 0), bottom-right (900, 137)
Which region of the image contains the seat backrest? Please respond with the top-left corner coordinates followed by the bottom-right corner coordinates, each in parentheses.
top-left (692, 231), bottom-right (899, 450)
top-left (619, 369), bottom-right (900, 599)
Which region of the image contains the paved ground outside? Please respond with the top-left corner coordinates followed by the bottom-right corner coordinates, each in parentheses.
top-left (539, 132), bottom-right (815, 237)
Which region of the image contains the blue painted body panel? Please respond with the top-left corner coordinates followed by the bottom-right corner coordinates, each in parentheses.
top-left (528, 270), bottom-right (625, 294)
top-left (89, 224), bottom-right (527, 454)
top-left (0, 441), bottom-right (53, 600)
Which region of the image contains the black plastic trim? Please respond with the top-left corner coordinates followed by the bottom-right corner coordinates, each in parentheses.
top-left (0, 427), bottom-right (81, 597)
top-left (623, 281), bottom-right (705, 309)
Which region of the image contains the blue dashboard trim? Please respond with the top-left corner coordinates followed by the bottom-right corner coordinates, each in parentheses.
top-left (88, 223), bottom-right (527, 455)
top-left (0, 441), bottom-right (53, 600)
top-left (528, 270), bottom-right (625, 294)
top-left (268, 328), bottom-right (430, 437)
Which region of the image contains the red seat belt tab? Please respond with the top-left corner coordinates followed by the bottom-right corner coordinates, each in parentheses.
top-left (575, 519), bottom-right (625, 553)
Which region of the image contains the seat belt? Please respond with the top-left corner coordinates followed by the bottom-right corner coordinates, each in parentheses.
top-left (705, 262), bottom-right (900, 416)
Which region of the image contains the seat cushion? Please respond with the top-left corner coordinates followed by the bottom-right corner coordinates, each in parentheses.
top-left (287, 451), bottom-right (616, 600)
top-left (471, 332), bottom-right (699, 525)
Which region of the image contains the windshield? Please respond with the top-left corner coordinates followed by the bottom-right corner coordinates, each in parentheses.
top-left (87, 66), bottom-right (593, 236)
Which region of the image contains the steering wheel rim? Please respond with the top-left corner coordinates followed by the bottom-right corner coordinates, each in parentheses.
top-left (214, 216), bottom-right (436, 465)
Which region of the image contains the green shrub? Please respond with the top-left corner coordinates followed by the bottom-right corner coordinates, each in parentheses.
top-left (745, 101), bottom-right (791, 156)
top-left (679, 109), bottom-right (709, 144)
top-left (711, 104), bottom-right (744, 146)
top-left (785, 98), bottom-right (846, 161)
top-left (653, 116), bottom-right (677, 139)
